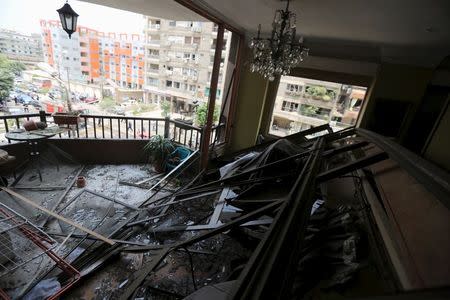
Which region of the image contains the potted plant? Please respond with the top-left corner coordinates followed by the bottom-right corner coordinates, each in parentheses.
top-left (144, 135), bottom-right (175, 173)
top-left (52, 111), bottom-right (81, 125)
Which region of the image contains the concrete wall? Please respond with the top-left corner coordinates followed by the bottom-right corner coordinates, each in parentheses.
top-left (0, 139), bottom-right (150, 167)
top-left (424, 101), bottom-right (450, 171)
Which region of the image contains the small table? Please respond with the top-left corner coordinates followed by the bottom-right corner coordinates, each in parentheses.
top-left (5, 127), bottom-right (66, 184)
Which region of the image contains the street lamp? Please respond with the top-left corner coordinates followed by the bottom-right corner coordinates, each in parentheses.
top-left (57, 1), bottom-right (79, 39)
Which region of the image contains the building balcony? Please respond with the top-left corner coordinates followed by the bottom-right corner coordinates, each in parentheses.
top-left (273, 109), bottom-right (330, 127)
top-left (146, 70), bottom-right (159, 77)
top-left (146, 41), bottom-right (161, 48)
top-left (146, 24), bottom-right (161, 31)
top-left (146, 56), bottom-right (159, 62)
top-left (281, 93), bottom-right (336, 110)
top-left (0, 112), bottom-right (219, 151)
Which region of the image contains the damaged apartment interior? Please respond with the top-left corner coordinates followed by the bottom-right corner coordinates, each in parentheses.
top-left (0, 0), bottom-right (449, 299)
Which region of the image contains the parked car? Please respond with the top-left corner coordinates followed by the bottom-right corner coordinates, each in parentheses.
top-left (83, 97), bottom-right (99, 104)
top-left (29, 100), bottom-right (42, 109)
top-left (7, 107), bottom-right (24, 115)
top-left (107, 106), bottom-right (126, 116)
top-left (17, 94), bottom-right (34, 104)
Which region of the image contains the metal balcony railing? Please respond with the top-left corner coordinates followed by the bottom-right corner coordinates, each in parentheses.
top-left (0, 112), bottom-right (225, 151)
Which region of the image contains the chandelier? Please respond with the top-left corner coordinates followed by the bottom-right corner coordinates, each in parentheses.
top-left (249, 0), bottom-right (309, 81)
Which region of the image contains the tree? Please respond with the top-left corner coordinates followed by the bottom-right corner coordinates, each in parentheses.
top-left (0, 69), bottom-right (14, 102)
top-left (160, 100), bottom-right (171, 117)
top-left (194, 102), bottom-right (219, 127)
top-left (0, 56), bottom-right (15, 102)
top-left (8, 61), bottom-right (26, 76)
top-left (0, 55), bottom-right (26, 102)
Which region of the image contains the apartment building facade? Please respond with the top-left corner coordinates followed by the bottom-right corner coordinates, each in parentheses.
top-left (0, 29), bottom-right (43, 64)
top-left (40, 20), bottom-right (144, 88)
top-left (270, 76), bottom-right (367, 136)
top-left (143, 17), bottom-right (231, 114)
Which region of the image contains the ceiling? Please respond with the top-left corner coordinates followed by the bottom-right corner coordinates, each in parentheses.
top-left (81, 0), bottom-right (450, 67)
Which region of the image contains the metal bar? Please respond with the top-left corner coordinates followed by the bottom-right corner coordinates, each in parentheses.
top-left (141, 119), bottom-right (144, 139)
top-left (93, 117), bottom-right (97, 138)
top-left (133, 119), bottom-right (136, 139)
top-left (147, 190), bottom-right (221, 209)
top-left (101, 118), bottom-right (105, 138)
top-left (357, 128), bottom-right (450, 209)
top-left (126, 214), bottom-right (167, 227)
top-left (118, 118), bottom-right (121, 139)
top-left (1, 188), bottom-right (115, 245)
top-left (41, 166), bottom-right (85, 226)
top-left (15, 118), bottom-right (20, 129)
top-left (126, 118), bottom-right (129, 139)
top-left (231, 139), bottom-right (324, 300)
top-left (209, 188), bottom-right (229, 225)
top-left (84, 188), bottom-right (139, 210)
top-left (141, 150), bottom-right (199, 206)
top-left (109, 118), bottom-right (113, 138)
top-left (75, 122), bottom-right (79, 138)
top-left (317, 151), bottom-right (388, 183)
top-left (84, 117), bottom-right (88, 138)
top-left (4, 119), bottom-right (9, 133)
top-left (151, 218), bottom-right (273, 233)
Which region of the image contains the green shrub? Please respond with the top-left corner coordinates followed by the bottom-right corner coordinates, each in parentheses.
top-left (194, 102), bottom-right (219, 126)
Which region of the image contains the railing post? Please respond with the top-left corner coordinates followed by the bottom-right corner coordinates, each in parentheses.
top-left (164, 117), bottom-right (170, 138)
top-left (39, 110), bottom-right (47, 124)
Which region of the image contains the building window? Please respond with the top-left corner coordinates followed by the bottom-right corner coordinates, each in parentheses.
top-left (169, 21), bottom-right (176, 27)
top-left (166, 80), bottom-right (173, 87)
top-left (269, 75), bottom-right (367, 137)
top-left (286, 83), bottom-right (302, 93)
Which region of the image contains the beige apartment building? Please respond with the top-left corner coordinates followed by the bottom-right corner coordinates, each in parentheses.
top-left (143, 17), bottom-right (231, 116)
top-left (270, 76), bottom-right (367, 136)
top-left (0, 29), bottom-right (43, 64)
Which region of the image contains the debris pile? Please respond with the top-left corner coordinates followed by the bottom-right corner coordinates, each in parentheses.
top-left (0, 125), bottom-right (391, 299)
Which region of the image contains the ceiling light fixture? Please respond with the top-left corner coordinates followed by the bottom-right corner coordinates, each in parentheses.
top-left (249, 0), bottom-right (309, 81)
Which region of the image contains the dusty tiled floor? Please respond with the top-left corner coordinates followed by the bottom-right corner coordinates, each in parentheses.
top-left (0, 160), bottom-right (165, 297)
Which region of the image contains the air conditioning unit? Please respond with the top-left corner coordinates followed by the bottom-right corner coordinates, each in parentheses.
top-left (183, 76), bottom-right (188, 80)
top-left (166, 57), bottom-right (171, 61)
top-left (183, 59), bottom-right (188, 63)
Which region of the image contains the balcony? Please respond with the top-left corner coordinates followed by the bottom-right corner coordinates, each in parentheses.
top-left (146, 24), bottom-right (161, 31)
top-left (0, 112), bottom-right (225, 151)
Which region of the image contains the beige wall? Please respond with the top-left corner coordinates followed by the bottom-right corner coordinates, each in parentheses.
top-left (424, 100), bottom-right (450, 171)
top-left (359, 63), bottom-right (433, 142)
top-left (227, 47), bottom-right (269, 153)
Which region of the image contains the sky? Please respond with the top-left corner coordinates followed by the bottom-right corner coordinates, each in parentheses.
top-left (0, 0), bottom-right (144, 35)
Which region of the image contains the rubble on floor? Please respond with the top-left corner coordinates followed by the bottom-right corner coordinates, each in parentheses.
top-left (0, 126), bottom-right (393, 299)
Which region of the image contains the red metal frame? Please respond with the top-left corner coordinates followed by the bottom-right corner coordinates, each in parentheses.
top-left (0, 207), bottom-right (80, 300)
